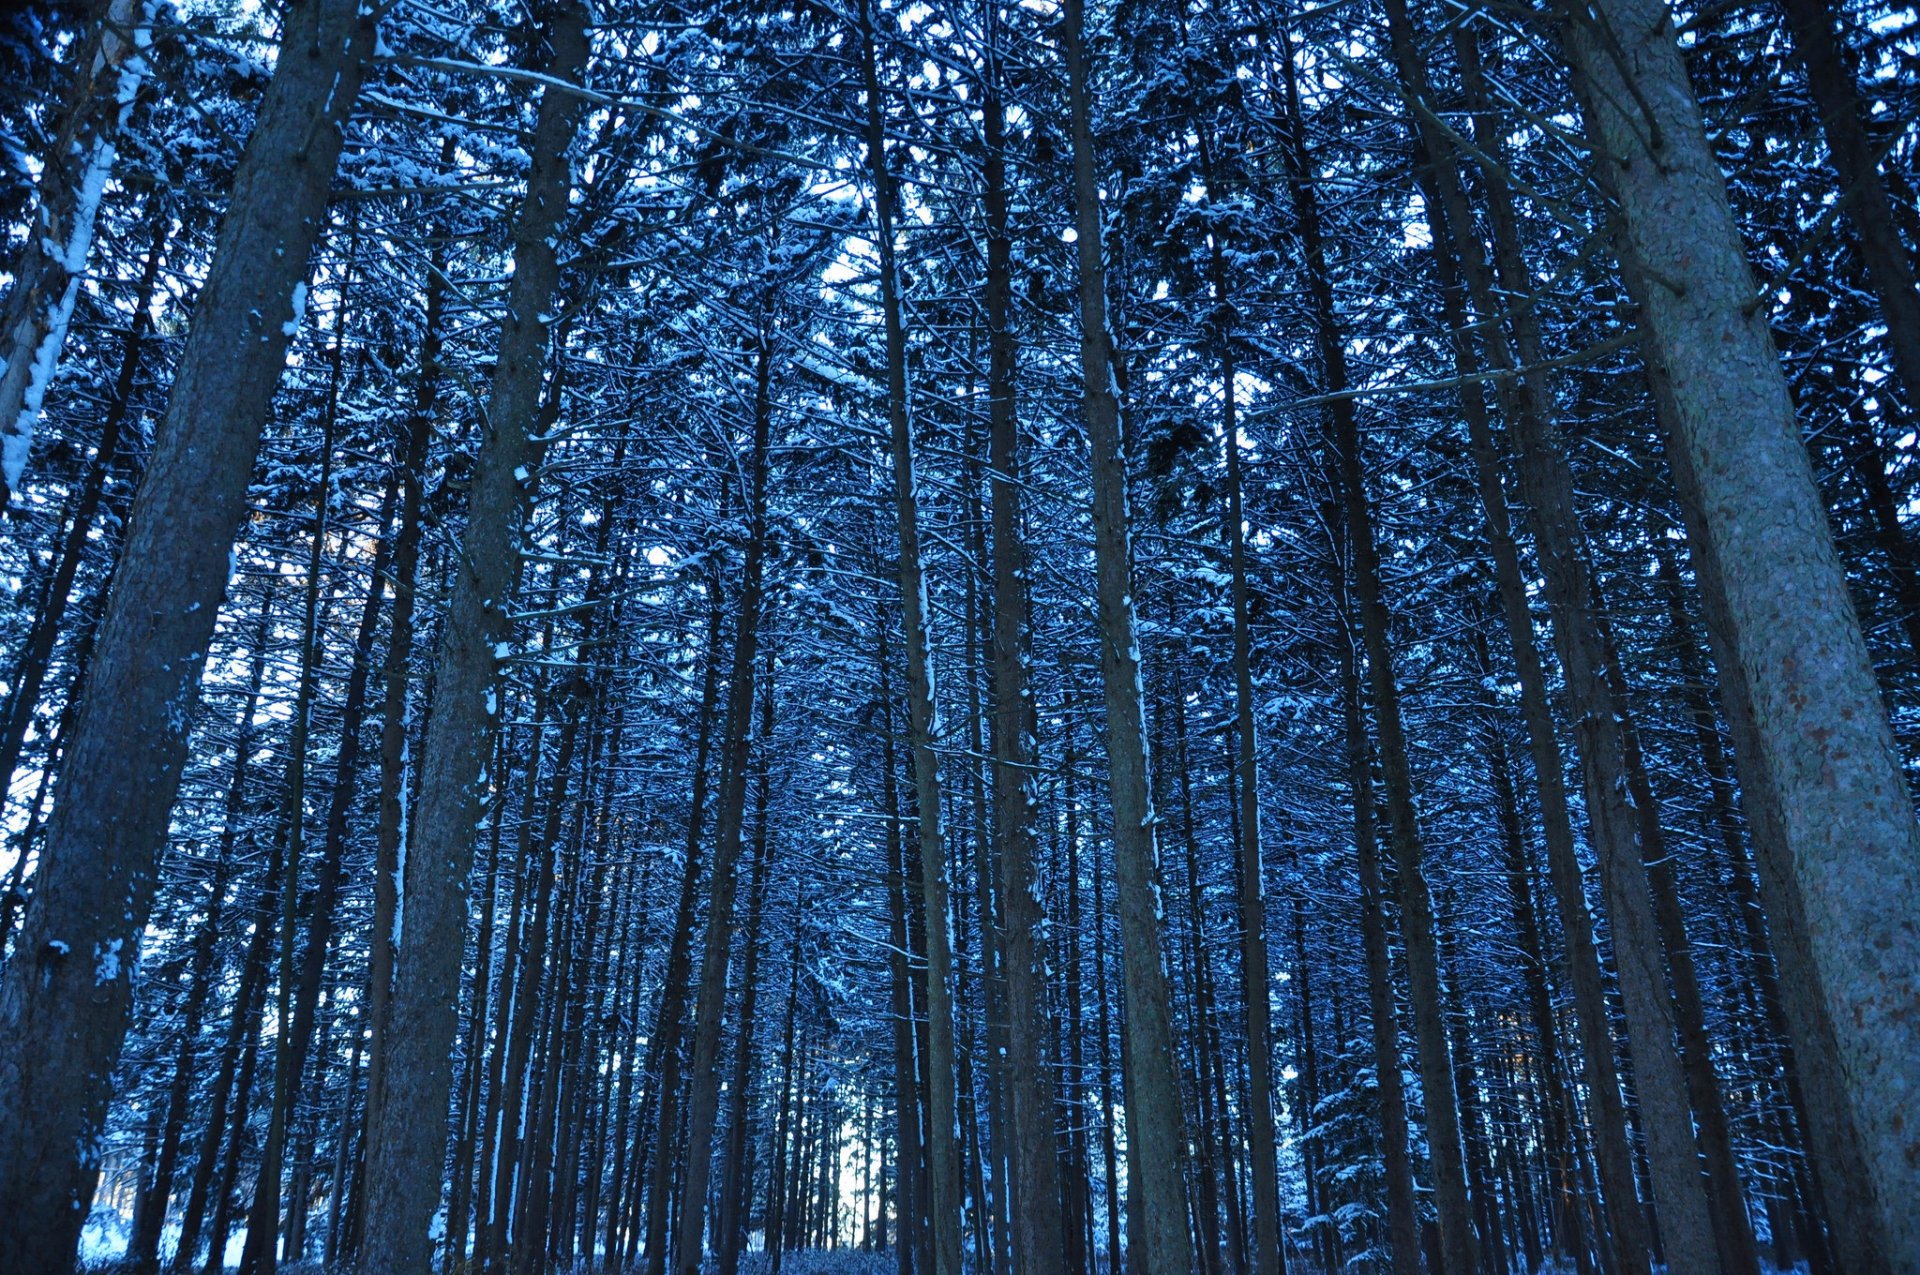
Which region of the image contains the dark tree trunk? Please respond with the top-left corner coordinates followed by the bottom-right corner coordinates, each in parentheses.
top-left (0, 1), bottom-right (376, 1259)
top-left (357, 7), bottom-right (589, 1268)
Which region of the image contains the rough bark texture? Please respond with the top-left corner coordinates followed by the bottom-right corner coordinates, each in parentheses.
top-left (1560, 0), bottom-right (1920, 1266)
top-left (1062, 4), bottom-right (1194, 1272)
top-left (0, 1), bottom-right (375, 1266)
top-left (355, 8), bottom-right (588, 1270)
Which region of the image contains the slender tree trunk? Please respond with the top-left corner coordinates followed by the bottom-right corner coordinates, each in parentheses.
top-left (0, 0), bottom-right (376, 1259)
top-left (242, 232), bottom-right (360, 1275)
top-left (1276, 26), bottom-right (1480, 1274)
top-left (1209, 245), bottom-right (1287, 1275)
top-left (879, 611), bottom-right (928, 1275)
top-left (639, 537), bottom-right (733, 1275)
top-left (1468, 622), bottom-right (1594, 1275)
top-left (354, 161), bottom-right (455, 1254)
top-left (1335, 593), bottom-right (1421, 1275)
top-left (171, 593), bottom-right (281, 1271)
top-left (1060, 5), bottom-right (1193, 1270)
top-left (855, 10), bottom-right (967, 1275)
top-left (357, 8), bottom-right (588, 1268)
top-left (981, 24), bottom-right (1066, 1275)
top-left (669, 303), bottom-right (778, 1275)
top-left (1390, 14), bottom-right (1724, 1269)
top-left (0, 0), bottom-right (152, 504)
top-left (717, 656), bottom-right (776, 1275)
top-left (1557, 0), bottom-right (1920, 1265)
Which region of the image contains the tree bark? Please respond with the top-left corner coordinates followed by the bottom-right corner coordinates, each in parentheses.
top-left (0, 0), bottom-right (376, 1263)
top-left (356, 7), bottom-right (588, 1269)
top-left (1557, 0), bottom-right (1920, 1265)
top-left (1059, 5), bottom-right (1194, 1271)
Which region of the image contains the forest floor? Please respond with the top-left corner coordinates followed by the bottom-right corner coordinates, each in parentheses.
top-left (77, 1235), bottom-right (906, 1275)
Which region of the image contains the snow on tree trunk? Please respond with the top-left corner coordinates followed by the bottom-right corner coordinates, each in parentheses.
top-left (0, 0), bottom-right (153, 506)
top-left (0, 0), bottom-right (376, 1266)
top-left (354, 5), bottom-right (589, 1270)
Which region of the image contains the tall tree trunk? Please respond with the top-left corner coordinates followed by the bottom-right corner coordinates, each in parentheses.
top-left (353, 159), bottom-right (455, 1254)
top-left (1059, 4), bottom-right (1193, 1270)
top-left (1468, 620), bottom-right (1594, 1275)
top-left (1390, 13), bottom-right (1727, 1269)
top-left (669, 301), bottom-right (778, 1275)
top-left (356, 7), bottom-right (588, 1268)
top-left (981, 20), bottom-right (1066, 1275)
top-left (1208, 234), bottom-right (1287, 1275)
top-left (1276, 25), bottom-right (1481, 1274)
top-left (717, 656), bottom-right (776, 1275)
top-left (855, 9), bottom-right (968, 1275)
top-left (1335, 578), bottom-right (1421, 1275)
top-left (639, 528), bottom-right (733, 1275)
top-left (0, 0), bottom-right (376, 1260)
top-left (878, 610), bottom-right (928, 1275)
top-left (1557, 0), bottom-right (1920, 1265)
top-left (242, 232), bottom-right (358, 1275)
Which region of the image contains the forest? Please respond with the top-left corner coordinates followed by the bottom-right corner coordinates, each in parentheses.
top-left (0, 0), bottom-right (1916, 1270)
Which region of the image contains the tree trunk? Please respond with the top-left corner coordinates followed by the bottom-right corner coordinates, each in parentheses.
top-left (127, 592), bottom-right (274, 1274)
top-left (1208, 240), bottom-right (1287, 1275)
top-left (669, 299), bottom-right (778, 1275)
top-left (0, 0), bottom-right (152, 504)
top-left (1060, 5), bottom-right (1194, 1271)
top-left (242, 233), bottom-right (358, 1275)
top-left (1389, 14), bottom-right (1731, 1270)
top-left (981, 23), bottom-right (1067, 1275)
top-left (1276, 26), bottom-right (1481, 1274)
top-left (855, 10), bottom-right (968, 1275)
top-left (0, 0), bottom-right (376, 1261)
top-left (1335, 577), bottom-right (1422, 1275)
top-left (356, 7), bottom-right (588, 1268)
top-left (717, 656), bottom-right (776, 1275)
top-left (353, 157), bottom-right (454, 1258)
top-left (1558, 0), bottom-right (1920, 1264)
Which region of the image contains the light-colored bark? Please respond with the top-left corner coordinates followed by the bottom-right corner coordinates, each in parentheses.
top-left (1559, 0), bottom-right (1920, 1266)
